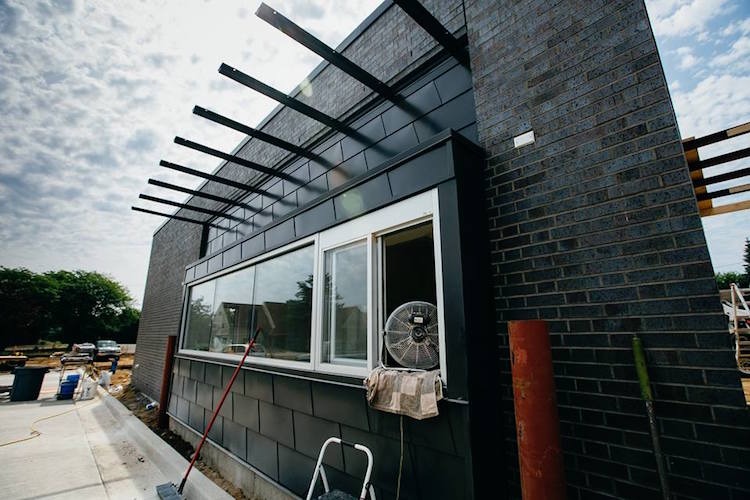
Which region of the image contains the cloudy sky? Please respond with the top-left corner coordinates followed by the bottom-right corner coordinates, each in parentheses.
top-left (0, 0), bottom-right (748, 306)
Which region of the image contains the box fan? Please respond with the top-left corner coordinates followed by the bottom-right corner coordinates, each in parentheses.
top-left (382, 301), bottom-right (440, 370)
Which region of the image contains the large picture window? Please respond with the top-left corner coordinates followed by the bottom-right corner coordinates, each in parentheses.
top-left (180, 190), bottom-right (445, 379)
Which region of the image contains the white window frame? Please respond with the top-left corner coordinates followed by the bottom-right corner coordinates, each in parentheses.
top-left (179, 234), bottom-right (319, 372)
top-left (177, 189), bottom-right (447, 383)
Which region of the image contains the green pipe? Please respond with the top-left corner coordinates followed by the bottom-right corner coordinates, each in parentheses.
top-left (632, 335), bottom-right (671, 500)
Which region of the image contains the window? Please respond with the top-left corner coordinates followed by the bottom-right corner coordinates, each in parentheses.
top-left (321, 240), bottom-right (368, 367)
top-left (180, 190), bottom-right (445, 379)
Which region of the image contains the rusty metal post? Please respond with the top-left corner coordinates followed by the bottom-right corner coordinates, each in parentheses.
top-left (158, 335), bottom-right (177, 429)
top-left (509, 320), bottom-right (566, 500)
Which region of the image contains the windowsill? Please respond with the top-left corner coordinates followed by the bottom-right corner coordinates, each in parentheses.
top-left (174, 350), bottom-right (467, 403)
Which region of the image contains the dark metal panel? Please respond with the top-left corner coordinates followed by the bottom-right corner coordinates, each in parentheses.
top-left (310, 142), bottom-right (343, 176)
top-left (333, 174), bottom-right (392, 222)
top-left (222, 367), bottom-right (245, 395)
top-left (388, 145), bottom-right (450, 198)
top-left (414, 90), bottom-right (476, 142)
top-left (294, 200), bottom-right (335, 237)
top-left (204, 363), bottom-right (222, 387)
top-left (262, 181), bottom-right (284, 208)
top-left (196, 381), bottom-right (212, 409)
top-left (311, 382), bottom-right (368, 431)
top-left (327, 152), bottom-right (367, 189)
top-left (233, 393), bottom-right (260, 432)
top-left (223, 418), bottom-right (247, 459)
top-left (259, 400), bottom-right (294, 448)
top-left (185, 267), bottom-right (195, 282)
top-left (278, 445), bottom-right (317, 497)
top-left (188, 401), bottom-right (205, 432)
top-left (241, 235), bottom-right (265, 260)
top-left (412, 446), bottom-right (467, 499)
top-left (179, 359), bottom-right (191, 379)
top-left (223, 244), bottom-right (241, 267)
top-left (406, 404), bottom-right (456, 454)
top-left (297, 174), bottom-right (329, 206)
top-left (382, 81), bottom-right (441, 135)
top-left (264, 218), bottom-right (295, 249)
top-left (245, 370), bottom-right (274, 403)
top-left (176, 396), bottom-right (190, 422)
top-left (433, 63), bottom-right (473, 103)
top-left (273, 376), bottom-right (313, 414)
top-left (273, 192), bottom-right (298, 219)
top-left (208, 415), bottom-right (223, 444)
top-left (183, 377), bottom-right (197, 403)
top-left (194, 260), bottom-right (208, 279)
top-left (284, 163), bottom-right (310, 196)
top-left (247, 429), bottom-right (279, 480)
top-left (255, 2), bottom-right (395, 100)
top-left (341, 116), bottom-right (386, 159)
top-left (364, 123), bottom-right (419, 168)
top-left (212, 388), bottom-right (233, 419)
top-left (340, 425), bottom-right (418, 499)
top-left (293, 412), bottom-right (343, 469)
top-left (207, 255), bottom-right (221, 274)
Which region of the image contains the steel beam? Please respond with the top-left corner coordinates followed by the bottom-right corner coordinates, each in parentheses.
top-left (174, 136), bottom-right (294, 185)
top-left (159, 160), bottom-right (265, 194)
top-left (393, 0), bottom-right (469, 66)
top-left (256, 2), bottom-right (395, 100)
top-left (131, 206), bottom-right (229, 230)
top-left (147, 178), bottom-right (258, 211)
top-left (193, 106), bottom-right (316, 160)
top-left (219, 63), bottom-right (352, 133)
top-left (139, 194), bottom-right (244, 221)
top-left (692, 166), bottom-right (750, 187)
top-left (688, 145), bottom-right (750, 172)
top-left (682, 120), bottom-right (750, 150)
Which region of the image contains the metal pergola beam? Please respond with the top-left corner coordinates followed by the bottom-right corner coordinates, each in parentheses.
top-left (692, 166), bottom-right (750, 188)
top-left (393, 0), bottom-right (469, 66)
top-left (696, 182), bottom-right (750, 202)
top-left (219, 63), bottom-right (352, 133)
top-left (193, 106), bottom-right (316, 160)
top-left (174, 136), bottom-right (293, 185)
top-left (256, 2), bottom-right (395, 100)
top-left (139, 194), bottom-right (244, 221)
top-left (147, 178), bottom-right (258, 211)
top-left (131, 206), bottom-right (229, 230)
top-left (689, 145), bottom-right (750, 172)
top-left (159, 160), bottom-right (265, 194)
top-left (682, 121), bottom-right (750, 151)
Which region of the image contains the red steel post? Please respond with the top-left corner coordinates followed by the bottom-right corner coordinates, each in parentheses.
top-left (508, 320), bottom-right (566, 500)
top-left (158, 335), bottom-right (177, 429)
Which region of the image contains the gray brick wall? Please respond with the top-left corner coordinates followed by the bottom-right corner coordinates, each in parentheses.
top-left (464, 0), bottom-right (750, 498)
top-left (132, 219), bottom-right (202, 399)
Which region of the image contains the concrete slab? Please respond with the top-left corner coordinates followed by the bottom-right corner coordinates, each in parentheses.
top-left (0, 372), bottom-right (232, 500)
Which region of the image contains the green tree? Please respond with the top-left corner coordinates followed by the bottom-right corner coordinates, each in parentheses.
top-left (0, 268), bottom-right (140, 349)
top-left (0, 268), bottom-right (56, 349)
top-left (715, 272), bottom-right (750, 289)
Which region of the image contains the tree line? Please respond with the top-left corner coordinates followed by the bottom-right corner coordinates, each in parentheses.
top-left (715, 238), bottom-right (750, 289)
top-left (0, 267), bottom-right (140, 350)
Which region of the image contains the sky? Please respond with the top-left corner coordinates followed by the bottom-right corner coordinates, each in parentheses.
top-left (0, 0), bottom-right (748, 307)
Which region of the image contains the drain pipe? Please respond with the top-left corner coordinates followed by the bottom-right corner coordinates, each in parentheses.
top-left (509, 320), bottom-right (566, 500)
top-left (632, 335), bottom-right (671, 500)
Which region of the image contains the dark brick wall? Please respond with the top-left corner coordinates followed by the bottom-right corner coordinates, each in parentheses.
top-left (132, 219), bottom-right (202, 399)
top-left (464, 0), bottom-right (750, 498)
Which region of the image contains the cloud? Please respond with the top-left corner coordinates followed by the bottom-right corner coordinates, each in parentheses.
top-left (675, 46), bottom-right (701, 69)
top-left (0, 0), bottom-right (20, 35)
top-left (722, 17), bottom-right (750, 36)
top-left (711, 36), bottom-right (750, 70)
top-left (649, 0), bottom-right (730, 38)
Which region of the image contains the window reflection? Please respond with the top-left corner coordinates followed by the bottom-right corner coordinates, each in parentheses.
top-left (183, 280), bottom-right (215, 351)
top-left (210, 267), bottom-right (254, 354)
top-left (322, 241), bottom-right (368, 366)
top-left (251, 245), bottom-right (314, 361)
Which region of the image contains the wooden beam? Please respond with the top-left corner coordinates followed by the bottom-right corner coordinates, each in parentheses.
top-left (700, 200), bottom-right (750, 217)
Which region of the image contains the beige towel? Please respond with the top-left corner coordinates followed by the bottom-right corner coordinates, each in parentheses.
top-left (364, 368), bottom-right (443, 420)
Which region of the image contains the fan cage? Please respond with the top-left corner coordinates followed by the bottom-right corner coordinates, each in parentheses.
top-left (382, 301), bottom-right (440, 370)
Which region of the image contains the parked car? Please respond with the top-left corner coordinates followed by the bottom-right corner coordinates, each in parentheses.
top-left (72, 342), bottom-right (96, 355)
top-left (94, 340), bottom-right (121, 360)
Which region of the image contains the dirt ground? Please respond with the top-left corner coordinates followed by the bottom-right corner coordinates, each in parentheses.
top-left (111, 368), bottom-right (249, 499)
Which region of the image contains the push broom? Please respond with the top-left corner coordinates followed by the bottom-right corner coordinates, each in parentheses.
top-left (157, 326), bottom-right (263, 499)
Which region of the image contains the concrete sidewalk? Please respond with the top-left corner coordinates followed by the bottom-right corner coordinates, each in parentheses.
top-left (0, 372), bottom-right (231, 500)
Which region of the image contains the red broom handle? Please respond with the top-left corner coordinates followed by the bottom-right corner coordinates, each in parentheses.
top-left (178, 327), bottom-right (261, 494)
